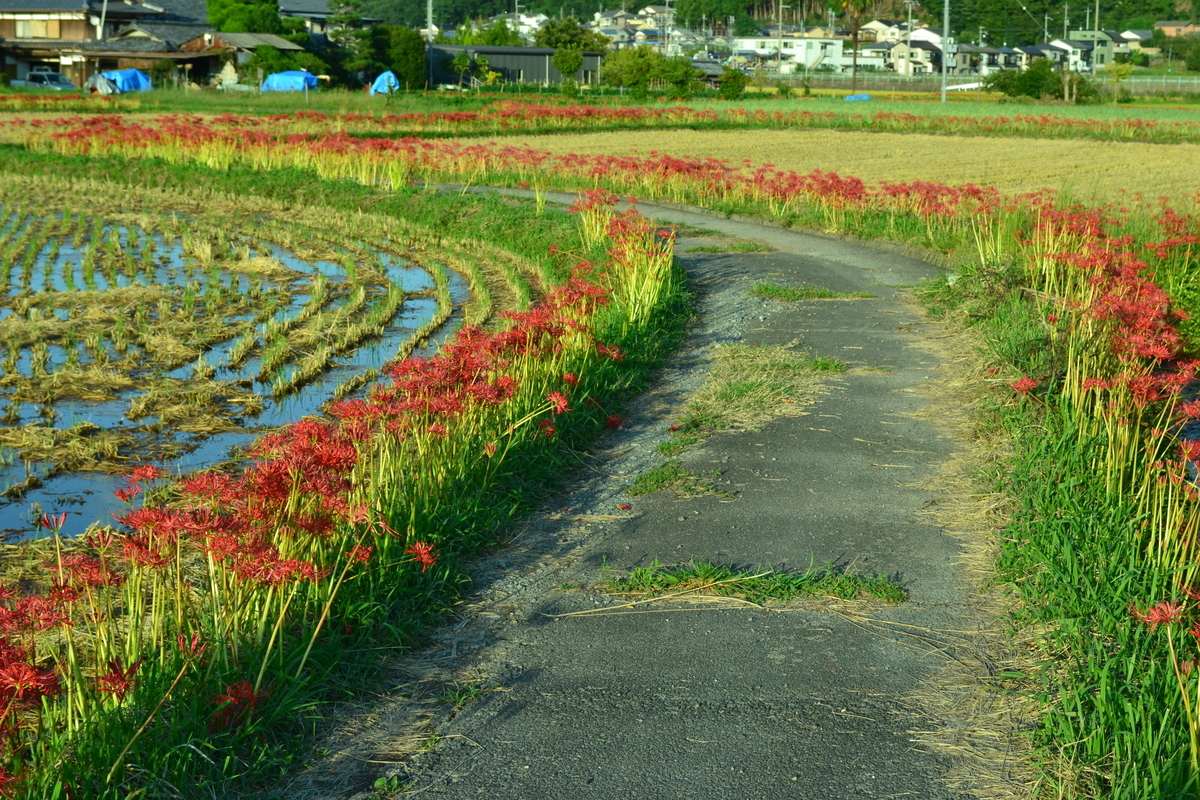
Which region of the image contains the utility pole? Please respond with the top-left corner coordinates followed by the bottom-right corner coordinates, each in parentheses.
top-left (1043, 11), bottom-right (1049, 41)
top-left (940, 0), bottom-right (949, 102)
top-left (904, 0), bottom-right (914, 75)
top-left (426, 0), bottom-right (433, 89)
top-left (1063, 3), bottom-right (1068, 38)
top-left (776, 0), bottom-right (786, 75)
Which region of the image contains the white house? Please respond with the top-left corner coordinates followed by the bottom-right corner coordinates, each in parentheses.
top-left (733, 34), bottom-right (844, 72)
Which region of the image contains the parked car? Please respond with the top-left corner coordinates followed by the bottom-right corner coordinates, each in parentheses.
top-left (9, 72), bottom-right (77, 90)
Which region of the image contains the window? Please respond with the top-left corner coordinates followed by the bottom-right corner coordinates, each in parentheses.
top-left (15, 19), bottom-right (60, 38)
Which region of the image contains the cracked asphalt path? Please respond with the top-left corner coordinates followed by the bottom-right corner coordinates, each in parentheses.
top-left (321, 200), bottom-right (972, 800)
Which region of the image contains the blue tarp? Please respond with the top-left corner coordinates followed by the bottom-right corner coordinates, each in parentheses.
top-left (261, 70), bottom-right (319, 92)
top-left (100, 69), bottom-right (152, 92)
top-left (370, 70), bottom-right (400, 95)
top-left (844, 93), bottom-right (871, 101)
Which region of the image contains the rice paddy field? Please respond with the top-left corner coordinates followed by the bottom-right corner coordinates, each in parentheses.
top-left (493, 127), bottom-right (1200, 200)
top-left (0, 172), bottom-right (551, 541)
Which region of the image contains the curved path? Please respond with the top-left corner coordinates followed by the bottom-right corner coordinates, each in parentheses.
top-left (301, 198), bottom-right (979, 800)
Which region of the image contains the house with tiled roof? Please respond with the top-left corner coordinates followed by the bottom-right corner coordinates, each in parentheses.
top-left (1155, 20), bottom-right (1199, 37)
top-left (0, 0), bottom-right (210, 85)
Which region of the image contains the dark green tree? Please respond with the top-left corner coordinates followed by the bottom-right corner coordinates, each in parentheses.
top-left (599, 45), bottom-right (664, 89)
top-left (449, 50), bottom-right (473, 84)
top-left (599, 46), bottom-right (698, 96)
top-left (208, 0), bottom-right (284, 33)
top-left (551, 45), bottom-right (584, 80)
top-left (718, 65), bottom-right (749, 98)
top-left (534, 17), bottom-right (610, 51)
top-left (388, 25), bottom-right (427, 88)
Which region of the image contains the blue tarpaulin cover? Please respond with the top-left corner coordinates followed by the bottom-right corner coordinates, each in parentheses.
top-left (261, 71), bottom-right (318, 92)
top-left (844, 93), bottom-right (871, 101)
top-left (100, 69), bottom-right (152, 92)
top-left (370, 70), bottom-right (400, 95)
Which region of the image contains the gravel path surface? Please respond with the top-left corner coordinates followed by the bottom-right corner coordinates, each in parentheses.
top-left (292, 195), bottom-right (975, 800)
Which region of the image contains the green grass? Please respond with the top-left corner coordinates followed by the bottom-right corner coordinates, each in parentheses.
top-left (919, 268), bottom-right (1194, 798)
top-left (605, 559), bottom-right (906, 604)
top-left (684, 240), bottom-right (775, 253)
top-left (438, 681), bottom-right (484, 708)
top-left (751, 282), bottom-right (873, 301)
top-left (626, 460), bottom-right (730, 498)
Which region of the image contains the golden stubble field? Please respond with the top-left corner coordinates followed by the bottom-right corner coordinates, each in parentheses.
top-left (497, 128), bottom-right (1200, 203)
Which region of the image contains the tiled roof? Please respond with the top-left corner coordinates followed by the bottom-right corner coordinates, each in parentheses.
top-left (278, 0), bottom-right (329, 15)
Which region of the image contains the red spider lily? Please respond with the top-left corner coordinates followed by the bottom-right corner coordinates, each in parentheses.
top-left (210, 680), bottom-right (265, 731)
top-left (39, 512), bottom-right (66, 533)
top-left (596, 343), bottom-right (625, 362)
top-left (177, 632), bottom-right (209, 661)
top-left (484, 441), bottom-right (498, 456)
top-left (537, 419), bottom-right (556, 438)
top-left (348, 545), bottom-right (374, 563)
top-left (547, 391), bottom-right (570, 415)
top-left (404, 542), bottom-right (437, 572)
top-left (1011, 377), bottom-right (1038, 396)
top-left (562, 373), bottom-right (579, 386)
top-left (1132, 600), bottom-right (1186, 632)
top-left (114, 483), bottom-right (142, 504)
top-left (129, 464), bottom-right (164, 484)
top-left (0, 767), bottom-right (19, 799)
top-left (1179, 440), bottom-right (1200, 464)
top-left (95, 658), bottom-right (143, 701)
top-left (606, 415), bottom-right (623, 429)
top-left (60, 554), bottom-right (123, 589)
top-left (0, 661), bottom-right (60, 702)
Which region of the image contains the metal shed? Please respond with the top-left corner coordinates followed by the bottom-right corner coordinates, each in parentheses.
top-left (430, 44), bottom-right (602, 87)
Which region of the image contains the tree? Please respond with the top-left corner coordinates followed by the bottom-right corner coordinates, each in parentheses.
top-left (456, 19), bottom-right (523, 46)
top-left (208, 0), bottom-right (284, 33)
top-left (599, 46), bottom-right (698, 97)
top-left (387, 25), bottom-right (427, 89)
top-left (552, 45), bottom-right (584, 81)
top-left (244, 44), bottom-right (330, 81)
top-left (1103, 59), bottom-right (1134, 104)
top-left (449, 50), bottom-right (473, 85)
top-left (600, 45), bottom-right (665, 89)
top-left (718, 65), bottom-right (749, 99)
top-left (534, 17), bottom-right (610, 51)
top-left (841, 0), bottom-right (871, 94)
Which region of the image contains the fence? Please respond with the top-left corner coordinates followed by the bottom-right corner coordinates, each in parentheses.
top-left (768, 70), bottom-right (1200, 95)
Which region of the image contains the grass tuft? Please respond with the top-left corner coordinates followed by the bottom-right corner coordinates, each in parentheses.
top-left (684, 240), bottom-right (775, 254)
top-left (626, 460), bottom-right (729, 497)
top-left (605, 560), bottom-right (906, 604)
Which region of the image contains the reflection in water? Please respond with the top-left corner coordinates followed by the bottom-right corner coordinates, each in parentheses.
top-left (0, 219), bottom-right (470, 541)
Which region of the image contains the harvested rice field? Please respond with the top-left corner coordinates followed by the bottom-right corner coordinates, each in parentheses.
top-left (497, 128), bottom-right (1200, 201)
top-left (0, 174), bottom-right (539, 541)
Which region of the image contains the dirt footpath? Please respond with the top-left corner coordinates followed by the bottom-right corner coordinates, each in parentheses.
top-left (290, 198), bottom-right (987, 800)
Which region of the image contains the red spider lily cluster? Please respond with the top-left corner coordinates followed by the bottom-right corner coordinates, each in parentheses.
top-left (0, 186), bottom-right (673, 794)
top-left (11, 102), bottom-right (1200, 144)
